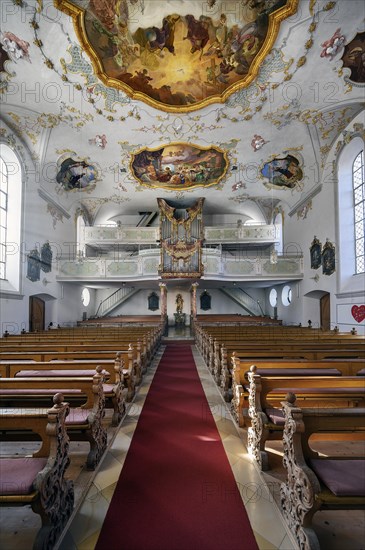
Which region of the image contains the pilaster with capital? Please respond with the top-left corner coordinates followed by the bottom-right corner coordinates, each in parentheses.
top-left (191, 282), bottom-right (199, 319)
top-left (159, 282), bottom-right (167, 318)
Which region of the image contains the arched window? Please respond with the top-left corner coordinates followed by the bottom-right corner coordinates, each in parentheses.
top-left (337, 135), bottom-right (364, 295)
top-left (0, 155), bottom-right (8, 279)
top-left (353, 150), bottom-right (364, 274)
top-left (76, 211), bottom-right (87, 258)
top-left (0, 144), bottom-right (22, 293)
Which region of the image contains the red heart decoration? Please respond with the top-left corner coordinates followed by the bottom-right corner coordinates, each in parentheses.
top-left (351, 305), bottom-right (365, 323)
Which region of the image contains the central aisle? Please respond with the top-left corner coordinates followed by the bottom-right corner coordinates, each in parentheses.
top-left (95, 344), bottom-right (258, 550)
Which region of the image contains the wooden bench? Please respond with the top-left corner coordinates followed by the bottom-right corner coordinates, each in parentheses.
top-left (0, 347), bottom-right (138, 402)
top-left (194, 325), bottom-right (364, 389)
top-left (0, 393), bottom-right (74, 550)
top-left (230, 358), bottom-right (365, 425)
top-left (245, 368), bottom-right (365, 471)
top-left (280, 395), bottom-right (365, 550)
top-left (1, 327), bottom-right (162, 364)
top-left (0, 358), bottom-right (129, 426)
top-left (0, 369), bottom-right (107, 470)
top-left (219, 347), bottom-right (365, 402)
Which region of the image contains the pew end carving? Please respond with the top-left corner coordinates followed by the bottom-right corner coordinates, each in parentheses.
top-left (0, 393), bottom-right (75, 550)
top-left (280, 396), bottom-right (365, 550)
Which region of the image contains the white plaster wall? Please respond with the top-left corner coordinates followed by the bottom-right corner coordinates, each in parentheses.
top-left (94, 286), bottom-right (267, 326)
top-left (103, 289), bottom-right (162, 318)
top-left (195, 287), bottom-right (266, 316)
top-left (56, 284), bottom-right (97, 326)
top-left (279, 113), bottom-right (364, 332)
top-left (0, 122), bottom-right (82, 332)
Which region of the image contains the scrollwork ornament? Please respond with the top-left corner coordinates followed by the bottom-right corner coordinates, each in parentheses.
top-left (86, 368), bottom-right (108, 469)
top-left (247, 368), bottom-right (267, 469)
top-left (280, 401), bottom-right (321, 550)
top-left (32, 396), bottom-right (74, 549)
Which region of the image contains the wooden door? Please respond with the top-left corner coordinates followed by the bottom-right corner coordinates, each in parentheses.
top-left (320, 293), bottom-right (330, 331)
top-left (29, 296), bottom-right (45, 332)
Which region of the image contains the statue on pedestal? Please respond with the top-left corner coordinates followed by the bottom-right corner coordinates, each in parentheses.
top-left (176, 293), bottom-right (184, 314)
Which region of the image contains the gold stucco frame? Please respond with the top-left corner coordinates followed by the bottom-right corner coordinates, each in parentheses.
top-left (54, 0), bottom-right (299, 113)
top-left (130, 142), bottom-right (229, 190)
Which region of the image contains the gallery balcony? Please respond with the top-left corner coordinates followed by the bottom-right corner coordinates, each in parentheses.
top-left (56, 248), bottom-right (303, 284)
top-left (81, 223), bottom-right (281, 249)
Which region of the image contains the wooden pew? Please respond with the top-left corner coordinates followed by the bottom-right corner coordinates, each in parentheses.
top-left (0, 393), bottom-right (74, 550)
top-left (230, 358), bottom-right (365, 425)
top-left (0, 348), bottom-right (138, 402)
top-left (1, 326), bottom-right (162, 362)
top-left (280, 395), bottom-right (365, 550)
top-left (1, 361), bottom-right (128, 427)
top-left (219, 347), bottom-right (365, 402)
top-left (245, 368), bottom-right (365, 471)
top-left (0, 369), bottom-right (107, 470)
top-left (194, 325), bottom-right (364, 385)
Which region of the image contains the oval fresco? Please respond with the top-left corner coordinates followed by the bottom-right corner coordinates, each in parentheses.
top-left (55, 0), bottom-right (298, 112)
top-left (341, 32), bottom-right (365, 83)
top-left (56, 153), bottom-right (99, 191)
top-left (130, 143), bottom-right (228, 189)
top-left (260, 154), bottom-right (303, 190)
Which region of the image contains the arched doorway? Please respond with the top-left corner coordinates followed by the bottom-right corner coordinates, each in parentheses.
top-left (304, 290), bottom-right (331, 331)
top-left (320, 292), bottom-right (331, 331)
top-left (29, 296), bottom-right (45, 331)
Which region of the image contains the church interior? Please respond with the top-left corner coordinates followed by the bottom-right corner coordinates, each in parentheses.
top-left (0, 0), bottom-right (364, 549)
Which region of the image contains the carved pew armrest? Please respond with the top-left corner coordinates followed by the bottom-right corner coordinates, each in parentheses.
top-left (0, 393), bottom-right (75, 550)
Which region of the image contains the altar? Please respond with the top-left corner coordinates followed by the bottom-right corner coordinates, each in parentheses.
top-left (174, 312), bottom-right (186, 326)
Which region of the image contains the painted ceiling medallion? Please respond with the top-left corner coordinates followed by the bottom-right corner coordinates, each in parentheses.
top-left (130, 143), bottom-right (228, 190)
top-left (55, 0), bottom-right (298, 112)
top-left (341, 31), bottom-right (365, 83)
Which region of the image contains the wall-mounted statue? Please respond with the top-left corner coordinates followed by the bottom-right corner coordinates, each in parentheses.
top-left (176, 293), bottom-right (184, 313)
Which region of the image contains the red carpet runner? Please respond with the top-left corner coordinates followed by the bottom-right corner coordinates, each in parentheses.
top-left (96, 344), bottom-right (258, 550)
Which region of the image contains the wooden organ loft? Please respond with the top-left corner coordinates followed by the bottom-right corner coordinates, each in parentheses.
top-left (158, 198), bottom-right (205, 279)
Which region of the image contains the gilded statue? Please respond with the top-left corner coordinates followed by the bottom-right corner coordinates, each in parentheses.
top-left (176, 293), bottom-right (184, 313)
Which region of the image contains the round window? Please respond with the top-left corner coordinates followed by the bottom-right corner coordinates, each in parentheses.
top-left (81, 288), bottom-right (90, 307)
top-left (269, 288), bottom-right (277, 307)
top-left (281, 285), bottom-right (292, 307)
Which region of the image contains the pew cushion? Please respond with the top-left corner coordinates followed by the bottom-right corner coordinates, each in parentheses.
top-left (103, 383), bottom-right (117, 394)
top-left (270, 387), bottom-right (364, 395)
top-left (255, 368), bottom-right (341, 377)
top-left (0, 457), bottom-right (47, 495)
top-left (0, 388), bottom-right (81, 395)
top-left (65, 408), bottom-right (89, 425)
top-left (265, 407), bottom-right (285, 426)
top-left (15, 369), bottom-right (108, 377)
top-left (309, 459), bottom-right (365, 497)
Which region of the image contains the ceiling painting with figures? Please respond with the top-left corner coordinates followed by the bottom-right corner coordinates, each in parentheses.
top-left (131, 143), bottom-right (228, 190)
top-left (55, 0), bottom-right (298, 111)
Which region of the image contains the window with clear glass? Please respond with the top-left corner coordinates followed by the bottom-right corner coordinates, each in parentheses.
top-left (0, 144), bottom-right (22, 294)
top-left (353, 150), bottom-right (364, 274)
top-left (81, 288), bottom-right (90, 306)
top-left (269, 288), bottom-right (278, 307)
top-left (281, 285), bottom-right (292, 306)
top-left (0, 156), bottom-right (8, 279)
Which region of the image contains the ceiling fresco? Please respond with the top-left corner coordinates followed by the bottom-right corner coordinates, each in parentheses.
top-left (0, 0), bottom-right (364, 227)
top-left (130, 143), bottom-right (228, 190)
top-left (55, 0), bottom-right (298, 111)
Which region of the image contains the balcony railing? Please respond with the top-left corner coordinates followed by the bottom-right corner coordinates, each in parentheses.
top-left (57, 249), bottom-right (302, 282)
top-left (82, 224), bottom-right (280, 246)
